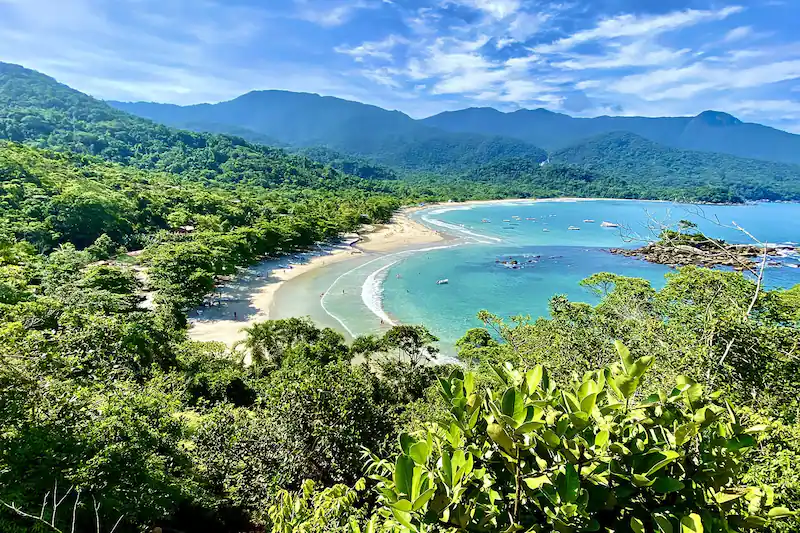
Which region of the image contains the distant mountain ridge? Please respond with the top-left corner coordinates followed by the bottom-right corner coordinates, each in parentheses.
top-left (110, 92), bottom-right (800, 166)
top-left (2, 61), bottom-right (800, 203)
top-left (110, 91), bottom-right (548, 173)
top-left (423, 108), bottom-right (800, 165)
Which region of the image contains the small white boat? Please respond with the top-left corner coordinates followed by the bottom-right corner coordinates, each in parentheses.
top-left (436, 279), bottom-right (449, 285)
top-left (542, 228), bottom-right (550, 232)
top-left (568, 226), bottom-right (581, 231)
top-left (503, 219), bottom-right (511, 222)
top-left (584, 219), bottom-right (595, 223)
top-left (601, 221), bottom-right (620, 228)
top-left (481, 219), bottom-right (491, 223)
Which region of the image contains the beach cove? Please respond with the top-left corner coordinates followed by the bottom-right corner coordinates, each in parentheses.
top-left (190, 199), bottom-right (800, 347)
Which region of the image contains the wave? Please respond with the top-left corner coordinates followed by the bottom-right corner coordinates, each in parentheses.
top-left (361, 260), bottom-right (399, 326)
top-left (420, 213), bottom-right (502, 244)
top-left (320, 243), bottom-right (464, 336)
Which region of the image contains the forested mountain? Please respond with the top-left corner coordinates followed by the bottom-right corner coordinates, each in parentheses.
top-left (424, 107), bottom-right (800, 165)
top-left (110, 90), bottom-right (548, 172)
top-left (4, 62), bottom-right (800, 203)
top-left (550, 132), bottom-right (800, 202)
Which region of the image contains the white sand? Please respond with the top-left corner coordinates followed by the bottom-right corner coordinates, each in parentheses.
top-left (187, 211), bottom-right (441, 346)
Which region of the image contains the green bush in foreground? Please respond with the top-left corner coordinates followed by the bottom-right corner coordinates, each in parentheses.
top-left (357, 342), bottom-right (793, 532)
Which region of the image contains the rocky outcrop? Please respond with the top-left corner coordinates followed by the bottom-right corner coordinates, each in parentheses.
top-left (609, 242), bottom-right (797, 270)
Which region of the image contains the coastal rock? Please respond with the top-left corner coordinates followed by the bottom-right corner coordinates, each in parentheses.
top-left (609, 242), bottom-right (796, 270)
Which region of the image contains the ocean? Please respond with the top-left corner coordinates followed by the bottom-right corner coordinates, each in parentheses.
top-left (271, 200), bottom-right (800, 346)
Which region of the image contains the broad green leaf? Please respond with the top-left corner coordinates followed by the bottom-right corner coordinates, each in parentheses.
top-left (680, 513), bottom-right (703, 533)
top-left (524, 475), bottom-right (551, 490)
top-left (501, 387), bottom-right (525, 425)
top-left (487, 423), bottom-right (515, 454)
top-left (581, 392), bottom-right (598, 414)
top-left (744, 424), bottom-right (769, 434)
top-left (409, 442), bottom-right (429, 465)
top-left (441, 451), bottom-right (453, 487)
top-left (542, 429), bottom-right (561, 448)
top-left (391, 499), bottom-right (412, 512)
top-left (631, 355), bottom-right (655, 378)
top-left (615, 374), bottom-right (640, 399)
top-left (675, 423), bottom-right (698, 446)
top-left (652, 477), bottom-right (685, 494)
top-left (714, 489), bottom-right (745, 504)
top-left (615, 340), bottom-right (634, 374)
top-left (647, 450), bottom-right (681, 476)
top-left (767, 507), bottom-right (795, 518)
top-left (558, 463), bottom-right (580, 503)
top-left (653, 513), bottom-right (674, 533)
top-left (595, 430), bottom-right (610, 448)
top-left (463, 372), bottom-right (475, 396)
top-left (525, 365), bottom-right (543, 394)
top-left (391, 508), bottom-right (418, 532)
top-left (412, 488), bottom-right (436, 511)
top-left (394, 455), bottom-right (414, 496)
top-left (631, 517), bottom-right (645, 533)
top-left (399, 433), bottom-right (414, 455)
top-left (633, 474), bottom-right (654, 487)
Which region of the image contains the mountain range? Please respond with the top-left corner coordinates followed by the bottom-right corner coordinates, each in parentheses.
top-left (110, 90), bottom-right (800, 167)
top-left (2, 61), bottom-right (800, 203)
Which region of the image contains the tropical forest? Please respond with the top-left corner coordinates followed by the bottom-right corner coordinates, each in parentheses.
top-left (1, 43), bottom-right (800, 533)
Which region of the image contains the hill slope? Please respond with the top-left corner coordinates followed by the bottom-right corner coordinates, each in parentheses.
top-left (423, 108), bottom-right (800, 165)
top-left (550, 132), bottom-right (800, 202)
top-left (0, 62), bottom-right (402, 189)
top-left (110, 91), bottom-right (548, 173)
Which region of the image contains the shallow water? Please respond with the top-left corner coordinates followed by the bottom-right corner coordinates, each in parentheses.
top-left (273, 200), bottom-right (800, 346)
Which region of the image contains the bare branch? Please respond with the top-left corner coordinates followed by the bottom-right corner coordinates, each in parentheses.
top-left (92, 495), bottom-right (101, 533)
top-left (1, 499), bottom-right (64, 533)
top-left (71, 490), bottom-right (81, 533)
top-left (109, 514), bottom-right (125, 533)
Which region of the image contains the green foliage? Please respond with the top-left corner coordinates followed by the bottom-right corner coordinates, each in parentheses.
top-left (550, 132), bottom-right (800, 202)
top-left (365, 351), bottom-right (792, 532)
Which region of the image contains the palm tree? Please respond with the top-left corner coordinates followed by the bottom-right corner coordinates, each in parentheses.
top-left (233, 322), bottom-right (279, 367)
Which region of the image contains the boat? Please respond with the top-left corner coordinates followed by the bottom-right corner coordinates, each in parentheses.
top-left (526, 217), bottom-right (536, 220)
top-left (481, 219), bottom-right (491, 223)
top-left (583, 219), bottom-right (595, 223)
top-left (436, 279), bottom-right (449, 285)
top-left (503, 219), bottom-right (511, 222)
top-left (568, 226), bottom-right (581, 231)
top-left (601, 221), bottom-right (620, 228)
top-left (542, 228), bottom-right (550, 232)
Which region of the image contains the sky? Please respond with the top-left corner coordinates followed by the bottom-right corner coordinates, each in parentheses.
top-left (1, 0), bottom-right (799, 132)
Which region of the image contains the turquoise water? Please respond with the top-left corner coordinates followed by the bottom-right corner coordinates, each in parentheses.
top-left (381, 200), bottom-right (800, 344)
top-left (271, 200), bottom-right (800, 346)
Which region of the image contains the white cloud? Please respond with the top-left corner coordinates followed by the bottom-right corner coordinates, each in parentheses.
top-left (551, 41), bottom-right (690, 70)
top-left (335, 35), bottom-right (407, 62)
top-left (446, 0), bottom-right (522, 20)
top-left (536, 6), bottom-right (743, 52)
top-left (723, 25), bottom-right (753, 42)
top-left (293, 0), bottom-right (381, 27)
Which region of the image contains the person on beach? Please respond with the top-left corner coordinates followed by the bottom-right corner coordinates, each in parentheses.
top-left (233, 311), bottom-right (237, 320)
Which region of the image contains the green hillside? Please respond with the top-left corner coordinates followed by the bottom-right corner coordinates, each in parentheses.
top-left (423, 107), bottom-right (800, 165)
top-left (550, 131), bottom-right (800, 202)
top-left (110, 90), bottom-right (549, 173)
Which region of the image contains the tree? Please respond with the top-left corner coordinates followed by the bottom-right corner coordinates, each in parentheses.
top-left (381, 325), bottom-right (439, 366)
top-left (363, 343), bottom-right (793, 532)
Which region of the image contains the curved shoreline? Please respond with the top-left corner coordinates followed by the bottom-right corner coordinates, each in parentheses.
top-left (187, 197), bottom-right (680, 345)
top-left (187, 209), bottom-right (444, 346)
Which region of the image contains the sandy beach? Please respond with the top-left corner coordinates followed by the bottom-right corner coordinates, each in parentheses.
top-left (187, 197), bottom-right (630, 346)
top-left (187, 209), bottom-right (442, 346)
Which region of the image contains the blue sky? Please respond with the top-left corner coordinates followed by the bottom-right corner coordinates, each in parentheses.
top-left (1, 0), bottom-right (799, 131)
